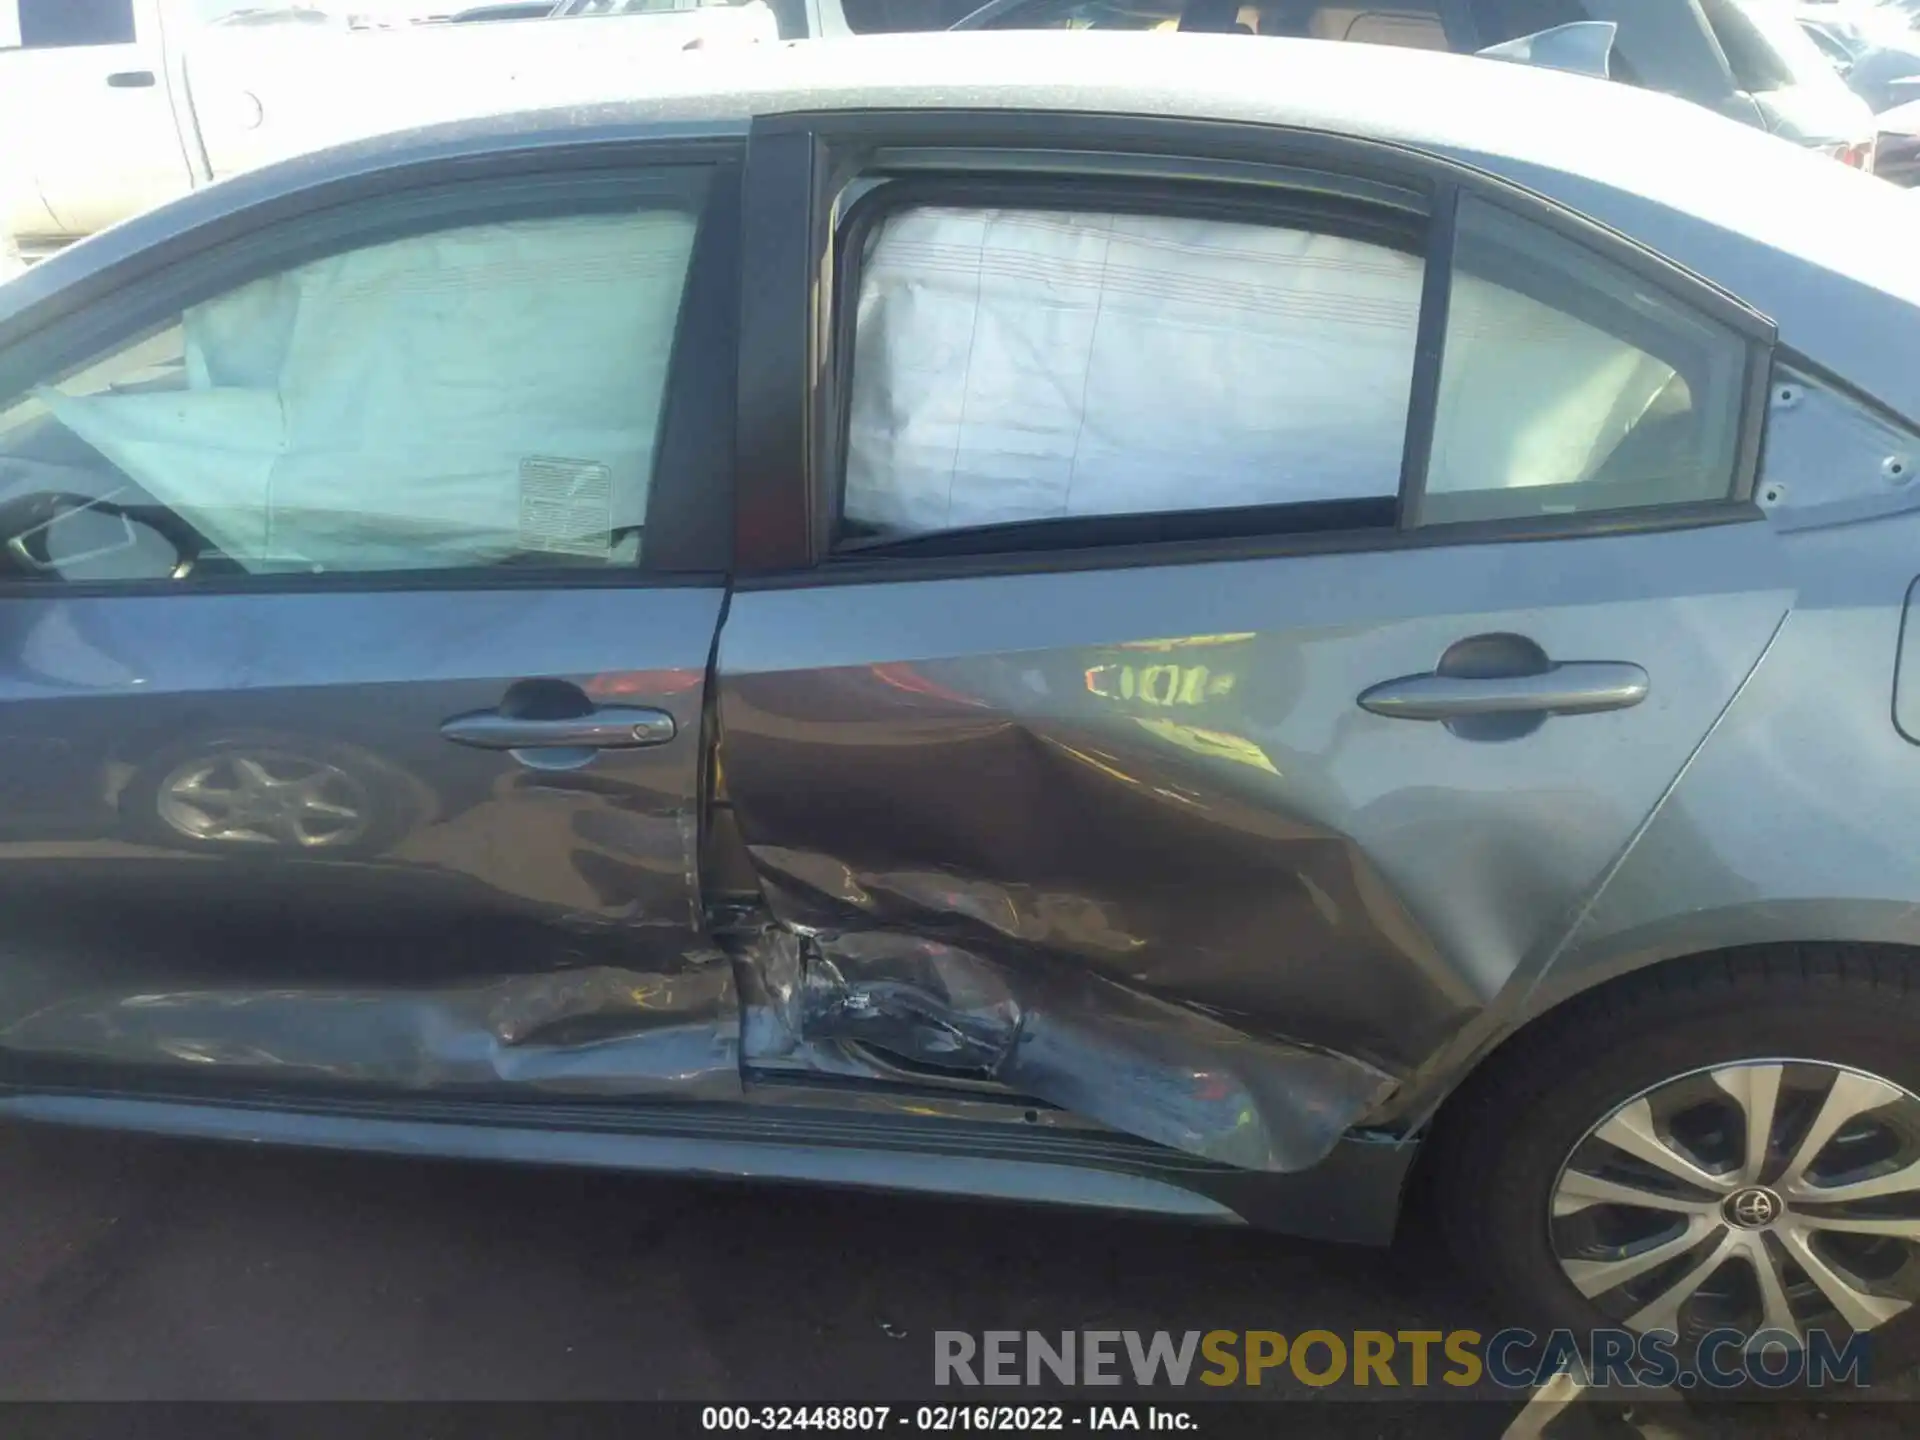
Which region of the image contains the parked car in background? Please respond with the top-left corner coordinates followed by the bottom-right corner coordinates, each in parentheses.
top-left (2, 27), bottom-right (1920, 1373)
top-left (955, 0), bottom-right (1879, 166)
top-left (0, 0), bottom-right (992, 257)
top-left (1796, 0), bottom-right (1920, 112)
top-left (443, 1), bottom-right (558, 16)
top-left (1875, 90), bottom-right (1920, 175)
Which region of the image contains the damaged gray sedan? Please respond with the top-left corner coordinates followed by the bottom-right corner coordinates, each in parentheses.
top-left (1, 29), bottom-right (1918, 1369)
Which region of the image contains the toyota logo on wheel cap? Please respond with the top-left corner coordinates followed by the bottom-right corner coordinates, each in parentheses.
top-left (1725, 1186), bottom-right (1783, 1229)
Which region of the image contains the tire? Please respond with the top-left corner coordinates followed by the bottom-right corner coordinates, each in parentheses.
top-left (1430, 945), bottom-right (1920, 1387)
top-left (119, 730), bottom-right (418, 860)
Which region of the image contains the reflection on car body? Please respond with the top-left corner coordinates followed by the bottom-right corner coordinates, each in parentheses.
top-left (2, 30), bottom-right (1920, 1366)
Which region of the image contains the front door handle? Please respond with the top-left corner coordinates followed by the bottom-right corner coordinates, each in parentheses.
top-left (106, 71), bottom-right (156, 87)
top-left (1358, 662), bottom-right (1649, 721)
top-left (439, 706), bottom-right (676, 751)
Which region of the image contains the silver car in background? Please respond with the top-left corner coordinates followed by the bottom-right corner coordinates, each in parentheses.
top-left (0, 31), bottom-right (1917, 1378)
top-left (956, 0), bottom-right (1881, 166)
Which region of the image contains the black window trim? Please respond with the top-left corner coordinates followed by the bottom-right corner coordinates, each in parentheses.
top-left (739, 108), bottom-right (1775, 586)
top-left (0, 139), bottom-right (744, 597)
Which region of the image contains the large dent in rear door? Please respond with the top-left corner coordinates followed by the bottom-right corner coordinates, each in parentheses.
top-left (728, 864), bottom-right (1396, 1174)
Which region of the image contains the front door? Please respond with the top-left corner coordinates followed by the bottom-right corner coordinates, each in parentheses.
top-left (0, 144), bottom-right (743, 1100)
top-left (15, 0), bottom-right (195, 236)
top-left (713, 118), bottom-right (1791, 1170)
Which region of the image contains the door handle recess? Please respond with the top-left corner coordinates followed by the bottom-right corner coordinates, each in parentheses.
top-left (439, 707), bottom-right (676, 750)
top-left (106, 71), bottom-right (156, 87)
top-left (1358, 662), bottom-right (1649, 721)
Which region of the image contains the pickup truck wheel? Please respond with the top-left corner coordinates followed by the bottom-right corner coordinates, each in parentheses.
top-left (1431, 947), bottom-right (1920, 1386)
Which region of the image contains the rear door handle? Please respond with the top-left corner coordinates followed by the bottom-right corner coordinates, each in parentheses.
top-left (106, 71), bottom-right (156, 87)
top-left (439, 707), bottom-right (676, 750)
top-left (1357, 662), bottom-right (1649, 720)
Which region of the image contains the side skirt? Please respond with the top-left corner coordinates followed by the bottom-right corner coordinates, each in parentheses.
top-left (0, 1082), bottom-right (1415, 1242)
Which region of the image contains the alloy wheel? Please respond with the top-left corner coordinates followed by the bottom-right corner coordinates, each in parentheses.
top-left (155, 749), bottom-right (371, 850)
top-left (1550, 1060), bottom-right (1920, 1350)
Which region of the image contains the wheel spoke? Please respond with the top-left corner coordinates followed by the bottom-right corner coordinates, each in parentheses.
top-left (1778, 1072), bottom-right (1904, 1190)
top-left (1593, 1098), bottom-right (1735, 1195)
top-left (1562, 1215), bottom-right (1724, 1298)
top-left (1624, 1228), bottom-right (1742, 1334)
top-left (1738, 1233), bottom-right (1802, 1346)
top-left (300, 798), bottom-right (359, 820)
top-left (1793, 1212), bottom-right (1920, 1239)
top-left (1776, 1225), bottom-right (1911, 1332)
top-left (231, 756), bottom-right (279, 791)
top-left (1786, 1155), bottom-right (1920, 1205)
top-left (1553, 1168), bottom-right (1722, 1217)
top-left (172, 778), bottom-right (238, 803)
top-left (1712, 1064), bottom-right (1783, 1184)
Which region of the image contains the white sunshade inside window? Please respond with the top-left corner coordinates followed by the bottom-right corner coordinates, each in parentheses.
top-left (39, 209), bottom-right (699, 572)
top-left (842, 204), bottom-right (1691, 539)
top-left (843, 206), bottom-right (1422, 537)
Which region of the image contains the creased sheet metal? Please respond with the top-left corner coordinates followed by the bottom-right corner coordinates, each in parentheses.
top-left (1, 962), bottom-right (741, 1097)
top-left (734, 864), bottom-right (1396, 1174)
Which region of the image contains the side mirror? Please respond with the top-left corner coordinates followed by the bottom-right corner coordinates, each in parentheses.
top-left (1476, 20), bottom-right (1616, 80)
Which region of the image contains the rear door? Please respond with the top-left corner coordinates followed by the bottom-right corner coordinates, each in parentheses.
top-left (0, 138), bottom-right (743, 1100)
top-left (712, 114), bottom-right (1793, 1170)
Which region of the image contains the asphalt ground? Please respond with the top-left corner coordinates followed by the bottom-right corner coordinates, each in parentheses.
top-left (0, 1122), bottom-right (1915, 1438)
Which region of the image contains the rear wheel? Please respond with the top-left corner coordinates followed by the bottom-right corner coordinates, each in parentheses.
top-left (1432, 947), bottom-right (1920, 1382)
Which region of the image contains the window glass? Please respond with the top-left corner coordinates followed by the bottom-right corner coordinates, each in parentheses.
top-left (1467, 0), bottom-right (1588, 43)
top-left (840, 206), bottom-right (1421, 542)
top-left (1698, 0), bottom-right (1806, 90)
top-left (561, 0), bottom-right (757, 13)
top-left (18, 0), bottom-right (135, 47)
top-left (844, 0), bottom-right (986, 29)
top-left (1420, 195), bottom-right (1746, 526)
top-left (977, 0), bottom-right (1448, 46)
top-left (0, 195), bottom-right (705, 583)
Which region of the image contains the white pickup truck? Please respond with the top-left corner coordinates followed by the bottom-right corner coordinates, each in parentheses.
top-left (0, 0), bottom-right (838, 256)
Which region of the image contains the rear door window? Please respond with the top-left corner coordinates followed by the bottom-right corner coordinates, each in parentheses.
top-left (834, 185), bottom-right (1757, 548)
top-left (841, 205), bottom-right (1422, 541)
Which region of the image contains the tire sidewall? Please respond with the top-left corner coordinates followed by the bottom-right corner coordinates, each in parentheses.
top-left (1451, 980), bottom-right (1920, 1387)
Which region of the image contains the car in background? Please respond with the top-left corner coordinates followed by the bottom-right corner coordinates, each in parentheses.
top-left (1796, 0), bottom-right (1920, 112)
top-left (1876, 90), bottom-right (1920, 176)
top-left (955, 0), bottom-right (1880, 166)
top-left (442, 1), bottom-right (557, 17)
top-left (0, 0), bottom-right (995, 257)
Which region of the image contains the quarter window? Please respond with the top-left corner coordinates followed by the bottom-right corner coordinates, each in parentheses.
top-left (1420, 195), bottom-right (1747, 525)
top-left (840, 205), bottom-right (1423, 542)
top-left (0, 186), bottom-right (706, 583)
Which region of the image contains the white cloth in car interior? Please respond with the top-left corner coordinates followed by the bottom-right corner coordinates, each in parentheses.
top-left (41, 211), bottom-right (696, 572)
top-left (843, 206), bottom-right (1676, 537)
